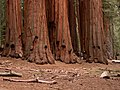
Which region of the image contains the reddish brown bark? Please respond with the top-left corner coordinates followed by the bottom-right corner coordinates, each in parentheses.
top-left (2, 0), bottom-right (109, 65)
top-left (3, 0), bottom-right (23, 58)
top-left (54, 0), bottom-right (80, 63)
top-left (45, 0), bottom-right (56, 57)
top-left (68, 0), bottom-right (77, 53)
top-left (79, 0), bottom-right (108, 64)
top-left (23, 0), bottom-right (55, 64)
top-left (46, 0), bottom-right (80, 64)
top-left (79, 0), bottom-right (90, 59)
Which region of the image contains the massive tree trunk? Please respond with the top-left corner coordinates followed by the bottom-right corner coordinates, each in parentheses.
top-left (3, 0), bottom-right (23, 58)
top-left (2, 0), bottom-right (108, 65)
top-left (54, 0), bottom-right (80, 63)
top-left (23, 0), bottom-right (55, 64)
top-left (79, 0), bottom-right (108, 64)
top-left (46, 0), bottom-right (80, 64)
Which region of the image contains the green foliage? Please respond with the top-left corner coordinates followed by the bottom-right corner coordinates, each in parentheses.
top-left (0, 0), bottom-right (6, 46)
top-left (103, 0), bottom-right (120, 50)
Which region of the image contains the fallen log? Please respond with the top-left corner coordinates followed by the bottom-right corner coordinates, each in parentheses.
top-left (3, 78), bottom-right (57, 84)
top-left (0, 70), bottom-right (22, 77)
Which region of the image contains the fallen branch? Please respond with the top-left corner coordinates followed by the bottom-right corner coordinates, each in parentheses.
top-left (3, 78), bottom-right (57, 84)
top-left (110, 73), bottom-right (120, 77)
top-left (0, 70), bottom-right (22, 77)
top-left (112, 60), bottom-right (120, 63)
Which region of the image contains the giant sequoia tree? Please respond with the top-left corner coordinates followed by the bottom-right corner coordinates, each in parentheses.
top-left (2, 0), bottom-right (109, 65)
top-left (23, 0), bottom-right (55, 64)
top-left (3, 0), bottom-right (23, 58)
top-left (79, 0), bottom-right (108, 64)
top-left (56, 0), bottom-right (80, 63)
top-left (46, 0), bottom-right (80, 64)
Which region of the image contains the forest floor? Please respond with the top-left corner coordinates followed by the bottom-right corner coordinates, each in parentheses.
top-left (0, 57), bottom-right (119, 90)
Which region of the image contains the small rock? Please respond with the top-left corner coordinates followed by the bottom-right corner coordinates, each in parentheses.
top-left (84, 72), bottom-right (89, 74)
top-left (117, 73), bottom-right (120, 77)
top-left (83, 68), bottom-right (87, 70)
top-left (100, 71), bottom-right (110, 79)
top-left (67, 71), bottom-right (78, 77)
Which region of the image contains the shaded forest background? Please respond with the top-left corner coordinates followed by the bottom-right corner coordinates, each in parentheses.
top-left (103, 0), bottom-right (120, 55)
top-left (0, 0), bottom-right (120, 64)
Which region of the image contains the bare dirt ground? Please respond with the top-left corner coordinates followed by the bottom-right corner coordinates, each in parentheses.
top-left (0, 57), bottom-right (120, 90)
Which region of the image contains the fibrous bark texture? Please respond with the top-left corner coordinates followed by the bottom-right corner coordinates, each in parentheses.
top-left (46, 0), bottom-right (80, 64)
top-left (2, 0), bottom-right (109, 65)
top-left (23, 0), bottom-right (55, 64)
top-left (79, 0), bottom-right (108, 64)
top-left (3, 0), bottom-right (23, 58)
top-left (55, 0), bottom-right (80, 63)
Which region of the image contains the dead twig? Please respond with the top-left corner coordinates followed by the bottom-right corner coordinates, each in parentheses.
top-left (3, 78), bottom-right (57, 84)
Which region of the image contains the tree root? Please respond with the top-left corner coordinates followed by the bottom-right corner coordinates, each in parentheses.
top-left (27, 49), bottom-right (55, 65)
top-left (56, 49), bottom-right (81, 64)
